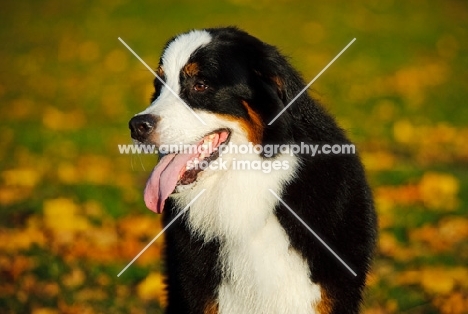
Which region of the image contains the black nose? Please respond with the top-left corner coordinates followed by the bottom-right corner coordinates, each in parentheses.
top-left (129, 114), bottom-right (157, 142)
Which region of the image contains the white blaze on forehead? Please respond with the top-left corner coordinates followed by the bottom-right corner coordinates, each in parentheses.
top-left (139, 30), bottom-right (212, 144)
top-left (161, 30), bottom-right (212, 93)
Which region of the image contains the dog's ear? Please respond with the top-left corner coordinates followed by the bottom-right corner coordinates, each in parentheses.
top-left (252, 45), bottom-right (307, 111)
top-left (270, 75), bottom-right (285, 102)
top-left (253, 69), bottom-right (285, 103)
top-left (253, 45), bottom-right (321, 126)
top-left (249, 47), bottom-right (304, 145)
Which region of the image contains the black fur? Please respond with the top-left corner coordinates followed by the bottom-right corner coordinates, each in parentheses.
top-left (152, 27), bottom-right (377, 313)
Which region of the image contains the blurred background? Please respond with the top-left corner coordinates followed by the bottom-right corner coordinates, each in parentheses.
top-left (0, 0), bottom-right (467, 313)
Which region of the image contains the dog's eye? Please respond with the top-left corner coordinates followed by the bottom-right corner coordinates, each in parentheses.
top-left (193, 82), bottom-right (208, 92)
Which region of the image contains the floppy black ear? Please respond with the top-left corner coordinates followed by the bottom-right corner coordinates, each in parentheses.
top-left (252, 69), bottom-right (285, 104)
top-left (254, 43), bottom-right (335, 133)
top-left (251, 41), bottom-right (343, 149)
top-left (248, 45), bottom-right (307, 146)
top-left (252, 43), bottom-right (312, 117)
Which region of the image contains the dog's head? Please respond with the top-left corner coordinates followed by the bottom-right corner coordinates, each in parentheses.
top-left (129, 27), bottom-right (305, 213)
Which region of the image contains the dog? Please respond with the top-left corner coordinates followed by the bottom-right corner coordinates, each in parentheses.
top-left (128, 27), bottom-right (377, 314)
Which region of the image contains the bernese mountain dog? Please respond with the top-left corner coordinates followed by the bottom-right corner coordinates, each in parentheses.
top-left (128, 27), bottom-right (377, 314)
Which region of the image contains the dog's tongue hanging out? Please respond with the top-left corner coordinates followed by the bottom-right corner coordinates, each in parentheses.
top-left (144, 152), bottom-right (197, 213)
top-left (143, 131), bottom-right (229, 214)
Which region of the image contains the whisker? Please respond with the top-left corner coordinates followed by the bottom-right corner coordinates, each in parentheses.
top-left (137, 152), bottom-right (146, 171)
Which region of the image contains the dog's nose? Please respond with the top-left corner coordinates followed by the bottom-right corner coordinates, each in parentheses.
top-left (129, 114), bottom-right (157, 142)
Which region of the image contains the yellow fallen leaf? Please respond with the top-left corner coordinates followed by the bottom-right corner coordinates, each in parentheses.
top-left (410, 217), bottom-right (468, 252)
top-left (84, 227), bottom-right (118, 248)
top-left (397, 267), bottom-right (468, 297)
top-left (42, 107), bottom-right (86, 130)
top-left (379, 232), bottom-right (399, 257)
top-left (0, 187), bottom-right (33, 205)
top-left (419, 172), bottom-right (459, 210)
top-left (43, 198), bottom-right (90, 232)
top-left (42, 282), bottom-right (59, 298)
top-left (361, 151), bottom-right (395, 171)
top-left (2, 168), bottom-right (41, 187)
top-left (57, 162), bottom-right (79, 184)
top-left (433, 292), bottom-right (468, 314)
top-left (118, 215), bottom-right (161, 239)
top-left (0, 227), bottom-right (45, 252)
top-left (421, 268), bottom-right (455, 295)
top-left (137, 272), bottom-right (166, 306)
top-left (439, 217), bottom-right (468, 244)
top-left (395, 270), bottom-right (421, 285)
top-left (62, 268), bottom-right (86, 288)
top-left (393, 120), bottom-right (415, 144)
top-left (83, 200), bottom-right (105, 218)
top-left (77, 155), bottom-right (112, 184)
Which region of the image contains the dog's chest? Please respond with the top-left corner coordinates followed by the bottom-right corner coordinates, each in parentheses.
top-left (217, 214), bottom-right (322, 314)
top-left (177, 156), bottom-right (322, 313)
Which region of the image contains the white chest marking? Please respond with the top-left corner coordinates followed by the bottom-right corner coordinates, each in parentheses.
top-left (173, 152), bottom-right (321, 314)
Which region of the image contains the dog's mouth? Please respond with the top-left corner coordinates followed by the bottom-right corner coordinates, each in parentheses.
top-left (144, 129), bottom-right (231, 214)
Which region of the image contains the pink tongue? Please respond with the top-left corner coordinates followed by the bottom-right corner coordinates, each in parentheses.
top-left (144, 152), bottom-right (197, 213)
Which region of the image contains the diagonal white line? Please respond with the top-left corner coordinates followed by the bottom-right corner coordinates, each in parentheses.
top-left (268, 189), bottom-right (357, 276)
top-left (268, 38), bottom-right (356, 125)
top-left (117, 189), bottom-right (206, 277)
top-left (118, 37), bottom-right (207, 125)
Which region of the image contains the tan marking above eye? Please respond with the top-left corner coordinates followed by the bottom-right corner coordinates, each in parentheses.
top-left (183, 62), bottom-right (199, 77)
